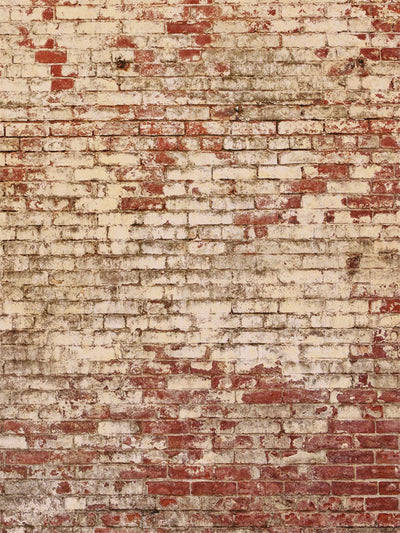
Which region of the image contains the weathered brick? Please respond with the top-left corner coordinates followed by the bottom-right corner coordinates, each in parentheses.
top-left (0, 1), bottom-right (399, 531)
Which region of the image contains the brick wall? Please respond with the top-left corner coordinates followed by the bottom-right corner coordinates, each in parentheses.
top-left (1, 0), bottom-right (400, 531)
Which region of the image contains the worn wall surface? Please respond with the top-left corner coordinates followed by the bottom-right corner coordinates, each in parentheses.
top-left (1, 0), bottom-right (400, 531)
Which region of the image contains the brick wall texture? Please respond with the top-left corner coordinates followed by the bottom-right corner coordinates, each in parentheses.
top-left (1, 0), bottom-right (400, 531)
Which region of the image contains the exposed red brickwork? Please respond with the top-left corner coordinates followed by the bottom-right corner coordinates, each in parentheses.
top-left (1, 0), bottom-right (400, 531)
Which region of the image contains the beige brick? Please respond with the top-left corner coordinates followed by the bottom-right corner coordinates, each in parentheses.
top-left (167, 376), bottom-right (211, 390)
top-left (123, 20), bottom-right (164, 34)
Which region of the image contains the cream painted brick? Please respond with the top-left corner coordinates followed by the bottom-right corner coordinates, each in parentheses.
top-left (167, 376), bottom-right (211, 390)
top-left (258, 165), bottom-right (302, 180)
top-left (69, 346), bottom-right (117, 361)
top-left (231, 121), bottom-right (276, 135)
top-left (278, 120), bottom-right (324, 135)
top-left (236, 419), bottom-right (281, 434)
top-left (232, 301), bottom-right (278, 313)
top-left (65, 498), bottom-right (86, 511)
top-left (0, 80), bottom-right (28, 92)
top-left (302, 195), bottom-right (343, 209)
top-left (3, 302), bottom-right (45, 315)
top-left (327, 33), bottom-right (369, 47)
top-left (0, 316), bottom-right (12, 330)
top-left (336, 406), bottom-right (363, 420)
top-left (98, 153), bottom-right (140, 166)
top-left (213, 167), bottom-right (257, 180)
top-left (56, 6), bottom-right (100, 19)
top-left (0, 436), bottom-right (27, 449)
top-left (75, 197), bottom-right (119, 212)
top-left (98, 213), bottom-right (142, 226)
top-left (362, 76), bottom-right (392, 92)
top-left (107, 225), bottom-right (131, 240)
top-left (237, 35), bottom-right (280, 48)
top-left (77, 21), bottom-right (120, 34)
top-left (189, 212), bottom-right (233, 225)
top-left (123, 20), bottom-right (164, 34)
top-left (284, 419), bottom-right (327, 434)
top-left (144, 213), bottom-right (187, 226)
top-left (271, 451), bottom-right (327, 465)
top-left (97, 92), bottom-right (142, 106)
top-left (98, 421), bottom-right (139, 435)
top-left (283, 33), bottom-right (326, 47)
top-left (188, 241), bottom-right (226, 255)
top-left (214, 20), bottom-right (248, 33)
top-left (327, 181), bottom-right (370, 194)
top-left (303, 346), bottom-right (348, 359)
top-left (167, 168), bottom-right (211, 181)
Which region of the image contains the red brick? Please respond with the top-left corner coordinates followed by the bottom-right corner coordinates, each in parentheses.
top-left (147, 482), bottom-right (190, 496)
top-left (312, 466), bottom-right (354, 480)
top-left (381, 136), bottom-right (399, 148)
top-left (379, 482), bottom-right (400, 495)
top-left (336, 389), bottom-right (377, 403)
top-left (356, 435), bottom-right (398, 449)
top-left (42, 7), bottom-right (54, 21)
top-left (332, 482), bottom-right (377, 495)
top-left (376, 299), bottom-right (400, 314)
top-left (237, 482), bottom-right (283, 495)
top-left (169, 466), bottom-right (213, 480)
top-left (379, 390), bottom-right (400, 402)
top-left (312, 164), bottom-right (349, 179)
top-left (141, 420), bottom-right (189, 434)
top-left (233, 513), bottom-right (272, 527)
top-left (179, 49), bottom-right (202, 61)
top-left (327, 451), bottom-right (374, 464)
top-left (283, 389), bottom-right (330, 403)
top-left (35, 50), bottom-right (67, 63)
top-left (382, 48), bottom-right (400, 60)
top-left (51, 421), bottom-right (97, 434)
top-left (357, 465), bottom-right (399, 479)
top-left (0, 168), bottom-right (25, 181)
top-left (192, 482), bottom-right (236, 495)
top-left (376, 513), bottom-right (400, 526)
top-left (343, 195), bottom-right (394, 209)
top-left (5, 451), bottom-right (53, 465)
top-left (377, 420), bottom-right (400, 433)
top-left (285, 482), bottom-right (330, 495)
top-left (119, 466), bottom-right (167, 479)
top-left (135, 50), bottom-right (155, 63)
top-left (241, 390), bottom-right (282, 404)
top-left (215, 466), bottom-right (252, 481)
top-left (234, 213), bottom-right (281, 225)
top-left (366, 498), bottom-right (399, 511)
top-left (376, 451), bottom-right (400, 464)
top-left (51, 78), bottom-right (74, 91)
top-left (306, 435), bottom-right (353, 451)
top-left (360, 48), bottom-right (381, 60)
top-left (328, 420), bottom-right (375, 433)
top-left (285, 180), bottom-right (326, 193)
top-left (111, 36), bottom-right (137, 48)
